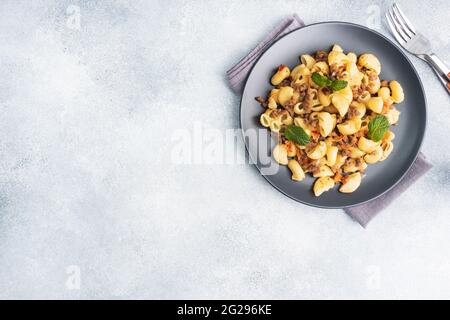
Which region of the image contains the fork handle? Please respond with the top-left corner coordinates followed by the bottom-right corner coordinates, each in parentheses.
top-left (430, 63), bottom-right (450, 95)
top-left (424, 53), bottom-right (450, 82)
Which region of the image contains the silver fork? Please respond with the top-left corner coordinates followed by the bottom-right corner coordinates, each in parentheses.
top-left (385, 3), bottom-right (450, 94)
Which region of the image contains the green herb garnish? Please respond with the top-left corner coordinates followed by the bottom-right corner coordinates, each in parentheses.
top-left (311, 72), bottom-right (331, 87)
top-left (368, 115), bottom-right (390, 142)
top-left (311, 72), bottom-right (348, 92)
top-left (329, 79), bottom-right (348, 91)
top-left (285, 125), bottom-right (310, 146)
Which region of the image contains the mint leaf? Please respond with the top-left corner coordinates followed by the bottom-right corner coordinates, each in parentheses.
top-left (368, 115), bottom-right (390, 142)
top-left (330, 79), bottom-right (348, 91)
top-left (312, 72), bottom-right (347, 91)
top-left (285, 125), bottom-right (310, 146)
top-left (311, 72), bottom-right (331, 87)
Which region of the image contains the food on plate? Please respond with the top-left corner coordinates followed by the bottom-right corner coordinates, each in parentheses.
top-left (255, 45), bottom-right (404, 196)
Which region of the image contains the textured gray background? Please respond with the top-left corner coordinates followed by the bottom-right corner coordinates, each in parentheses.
top-left (0, 0), bottom-right (449, 299)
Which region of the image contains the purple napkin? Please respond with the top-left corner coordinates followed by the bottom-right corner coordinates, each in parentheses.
top-left (227, 14), bottom-right (305, 93)
top-left (344, 153), bottom-right (432, 227)
top-left (227, 14), bottom-right (433, 227)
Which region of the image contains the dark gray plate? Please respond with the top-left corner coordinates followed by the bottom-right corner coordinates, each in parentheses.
top-left (240, 22), bottom-right (426, 208)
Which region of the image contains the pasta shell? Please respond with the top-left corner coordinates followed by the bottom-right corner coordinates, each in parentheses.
top-left (326, 146), bottom-right (339, 166)
top-left (318, 112), bottom-right (336, 137)
top-left (300, 55), bottom-right (316, 69)
top-left (339, 172), bottom-right (362, 193)
top-left (313, 176), bottom-right (335, 197)
top-left (348, 147), bottom-right (366, 159)
top-left (273, 144), bottom-right (288, 165)
top-left (271, 65), bottom-right (290, 85)
top-left (278, 86), bottom-right (294, 107)
top-left (307, 141), bottom-right (327, 160)
top-left (337, 118), bottom-right (361, 135)
top-left (364, 146), bottom-right (383, 164)
top-left (331, 93), bottom-right (350, 117)
top-left (366, 96), bottom-right (383, 113)
top-left (313, 165), bottom-right (334, 178)
top-left (386, 107), bottom-right (401, 125)
top-left (380, 142), bottom-right (394, 161)
top-left (358, 137), bottom-right (380, 153)
top-left (358, 53), bottom-right (381, 75)
top-left (288, 160), bottom-right (305, 181)
top-left (389, 80), bottom-right (404, 103)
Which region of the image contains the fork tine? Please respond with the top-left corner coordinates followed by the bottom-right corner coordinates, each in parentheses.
top-left (387, 9), bottom-right (408, 43)
top-left (392, 4), bottom-right (415, 38)
top-left (393, 3), bottom-right (416, 35)
top-left (389, 7), bottom-right (411, 40)
top-left (385, 13), bottom-right (406, 45)
top-left (388, 7), bottom-right (410, 42)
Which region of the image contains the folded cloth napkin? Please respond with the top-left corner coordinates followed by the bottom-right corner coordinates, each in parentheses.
top-left (227, 14), bottom-right (305, 93)
top-left (227, 14), bottom-right (433, 227)
top-left (344, 153), bottom-right (432, 227)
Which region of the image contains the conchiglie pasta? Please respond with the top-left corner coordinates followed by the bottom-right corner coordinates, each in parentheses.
top-left (269, 88), bottom-right (279, 100)
top-left (311, 105), bottom-right (324, 112)
top-left (366, 96), bottom-right (383, 113)
top-left (278, 111), bottom-right (293, 125)
top-left (269, 118), bottom-right (282, 133)
top-left (260, 111), bottom-right (271, 128)
top-left (328, 50), bottom-right (348, 67)
top-left (326, 146), bottom-right (338, 166)
top-left (323, 105), bottom-right (339, 114)
top-left (318, 88), bottom-right (332, 107)
top-left (291, 90), bottom-right (301, 105)
top-left (293, 103), bottom-right (305, 115)
top-left (358, 91), bottom-right (371, 104)
top-left (288, 159), bottom-right (305, 181)
top-left (300, 55), bottom-right (316, 69)
top-left (380, 142), bottom-right (394, 161)
top-left (313, 176), bottom-right (335, 197)
top-left (336, 85), bottom-right (353, 102)
top-left (366, 71), bottom-right (381, 94)
top-left (389, 80), bottom-right (404, 103)
top-left (382, 130), bottom-right (395, 143)
top-left (285, 141), bottom-right (297, 157)
top-left (311, 61), bottom-right (329, 76)
top-left (331, 93), bottom-right (350, 117)
top-left (346, 63), bottom-right (364, 87)
top-left (349, 101), bottom-right (366, 119)
top-left (332, 154), bottom-right (347, 171)
top-left (337, 118), bottom-right (361, 135)
top-left (377, 87), bottom-right (391, 102)
top-left (347, 52), bottom-right (357, 64)
top-left (310, 111), bottom-right (320, 120)
top-left (313, 165), bottom-right (334, 178)
top-left (291, 64), bottom-right (310, 81)
top-left (358, 53), bottom-right (381, 75)
top-left (332, 44), bottom-right (344, 52)
top-left (318, 112), bottom-right (336, 137)
top-left (293, 117), bottom-right (312, 135)
top-left (364, 146), bottom-right (383, 164)
top-left (273, 144), bottom-right (288, 165)
top-left (386, 107), bottom-right (401, 125)
top-left (339, 172), bottom-right (362, 193)
top-left (267, 97), bottom-right (277, 109)
top-left (309, 89), bottom-right (322, 110)
top-left (343, 158), bottom-right (367, 173)
top-left (307, 141), bottom-right (327, 160)
top-left (348, 147), bottom-right (365, 159)
top-left (358, 137), bottom-right (380, 153)
top-left (277, 86), bottom-right (294, 107)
